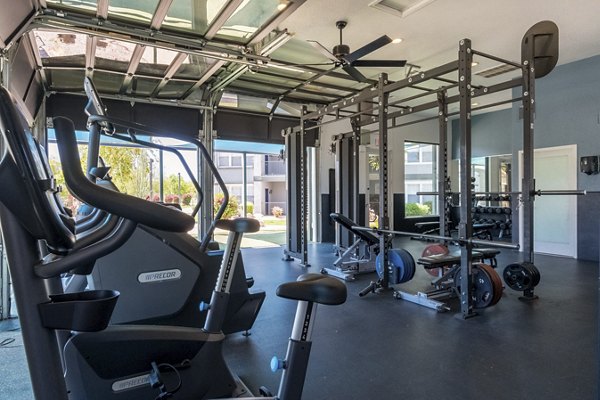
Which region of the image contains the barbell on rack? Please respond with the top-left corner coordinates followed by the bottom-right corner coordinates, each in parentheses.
top-left (418, 189), bottom-right (598, 196)
top-left (353, 226), bottom-right (520, 250)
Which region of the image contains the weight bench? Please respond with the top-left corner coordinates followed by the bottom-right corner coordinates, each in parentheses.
top-left (321, 213), bottom-right (379, 281)
top-left (392, 248), bottom-right (501, 312)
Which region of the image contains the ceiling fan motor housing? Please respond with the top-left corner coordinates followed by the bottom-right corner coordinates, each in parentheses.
top-left (333, 44), bottom-right (350, 58)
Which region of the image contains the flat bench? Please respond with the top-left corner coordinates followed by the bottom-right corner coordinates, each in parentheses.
top-left (418, 248), bottom-right (500, 269)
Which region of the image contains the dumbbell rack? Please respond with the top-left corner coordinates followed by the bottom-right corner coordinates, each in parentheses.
top-left (471, 195), bottom-right (512, 239)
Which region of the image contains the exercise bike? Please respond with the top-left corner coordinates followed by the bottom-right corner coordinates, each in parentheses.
top-left (0, 88), bottom-right (347, 399)
top-left (49, 77), bottom-right (265, 334)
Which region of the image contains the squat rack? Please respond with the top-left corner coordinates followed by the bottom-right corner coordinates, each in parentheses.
top-left (292, 21), bottom-right (559, 318)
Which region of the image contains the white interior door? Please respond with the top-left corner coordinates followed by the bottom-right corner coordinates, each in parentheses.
top-left (519, 145), bottom-right (578, 257)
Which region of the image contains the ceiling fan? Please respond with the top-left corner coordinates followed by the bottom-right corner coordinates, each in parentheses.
top-left (308, 20), bottom-right (407, 83)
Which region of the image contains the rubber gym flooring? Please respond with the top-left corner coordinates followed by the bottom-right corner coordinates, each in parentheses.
top-left (0, 238), bottom-right (597, 400)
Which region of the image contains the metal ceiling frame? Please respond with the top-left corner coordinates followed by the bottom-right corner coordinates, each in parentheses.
top-left (120, 44), bottom-right (145, 93)
top-left (96, 0), bottom-right (108, 20)
top-left (151, 51), bottom-right (188, 97)
top-left (29, 0), bottom-right (394, 110)
top-left (84, 35), bottom-right (97, 79)
top-left (205, 0), bottom-right (244, 40)
top-left (235, 75), bottom-right (342, 100)
top-left (150, 0), bottom-right (174, 30)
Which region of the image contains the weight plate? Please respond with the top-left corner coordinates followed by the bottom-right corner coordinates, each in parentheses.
top-left (397, 249), bottom-right (416, 283)
top-left (376, 249), bottom-right (405, 285)
top-left (503, 263), bottom-right (533, 291)
top-left (453, 265), bottom-right (497, 309)
top-left (421, 244), bottom-right (449, 277)
top-left (477, 263), bottom-right (503, 306)
top-left (522, 262), bottom-right (541, 287)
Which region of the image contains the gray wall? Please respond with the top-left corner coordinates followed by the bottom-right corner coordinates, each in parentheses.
top-left (451, 54), bottom-right (600, 261)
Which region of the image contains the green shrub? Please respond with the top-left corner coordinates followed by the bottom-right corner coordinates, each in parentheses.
top-left (246, 201), bottom-right (254, 215)
top-left (214, 192), bottom-right (239, 219)
top-left (182, 193), bottom-right (193, 206)
top-left (405, 202), bottom-right (431, 217)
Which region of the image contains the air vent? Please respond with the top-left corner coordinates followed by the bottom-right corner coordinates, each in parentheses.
top-left (369, 0), bottom-right (436, 18)
top-left (475, 63), bottom-right (520, 78)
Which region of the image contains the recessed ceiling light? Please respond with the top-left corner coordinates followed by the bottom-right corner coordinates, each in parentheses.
top-left (471, 61), bottom-right (479, 67)
top-left (472, 102), bottom-right (479, 106)
top-left (392, 38), bottom-right (403, 44)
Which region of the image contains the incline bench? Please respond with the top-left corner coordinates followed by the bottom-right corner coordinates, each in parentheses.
top-left (321, 213), bottom-right (380, 281)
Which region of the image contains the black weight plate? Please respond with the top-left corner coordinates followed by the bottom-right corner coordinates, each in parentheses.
top-left (522, 262), bottom-right (541, 287)
top-left (503, 263), bottom-right (533, 291)
top-left (453, 265), bottom-right (495, 309)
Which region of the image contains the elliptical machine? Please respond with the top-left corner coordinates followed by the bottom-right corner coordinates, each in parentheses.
top-left (0, 87), bottom-right (346, 400)
top-left (51, 77), bottom-right (265, 334)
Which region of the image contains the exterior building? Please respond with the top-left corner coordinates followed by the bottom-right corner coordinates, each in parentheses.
top-left (214, 152), bottom-right (287, 216)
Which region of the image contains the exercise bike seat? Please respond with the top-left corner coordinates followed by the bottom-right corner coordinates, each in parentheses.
top-left (215, 218), bottom-right (260, 233)
top-left (276, 273), bottom-right (347, 305)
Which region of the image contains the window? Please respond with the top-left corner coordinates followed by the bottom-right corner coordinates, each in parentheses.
top-left (215, 152), bottom-right (248, 168)
top-left (231, 155), bottom-right (242, 167)
top-left (404, 142), bottom-right (438, 217)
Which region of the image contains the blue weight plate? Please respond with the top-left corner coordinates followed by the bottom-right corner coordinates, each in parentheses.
top-left (396, 249), bottom-right (415, 283)
top-left (377, 250), bottom-right (405, 285)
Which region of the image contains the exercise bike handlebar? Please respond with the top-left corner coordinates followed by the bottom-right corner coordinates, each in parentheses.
top-left (86, 114), bottom-right (229, 251)
top-left (111, 131), bottom-right (204, 218)
top-left (53, 117), bottom-right (195, 233)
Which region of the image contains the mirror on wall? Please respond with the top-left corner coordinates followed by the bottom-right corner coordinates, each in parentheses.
top-left (450, 154), bottom-right (512, 204)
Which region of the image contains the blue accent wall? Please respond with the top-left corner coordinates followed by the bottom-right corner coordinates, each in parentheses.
top-left (452, 55), bottom-right (600, 261)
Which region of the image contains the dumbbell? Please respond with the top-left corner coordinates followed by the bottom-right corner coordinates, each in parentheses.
top-left (503, 207), bottom-right (511, 214)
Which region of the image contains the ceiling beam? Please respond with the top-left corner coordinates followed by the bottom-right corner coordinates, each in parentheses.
top-left (248, 0), bottom-right (306, 45)
top-left (27, 31), bottom-right (48, 91)
top-left (35, 12), bottom-right (361, 84)
top-left (252, 69), bottom-right (358, 94)
top-left (34, 13), bottom-right (266, 65)
top-left (150, 52), bottom-right (188, 97)
top-left (120, 44), bottom-right (145, 94)
top-left (209, 30), bottom-right (292, 94)
top-left (150, 0), bottom-right (174, 30)
top-left (211, 65), bottom-right (246, 92)
top-left (53, 90), bottom-right (213, 110)
top-left (236, 76), bottom-right (340, 99)
top-left (226, 85), bottom-right (330, 105)
top-left (205, 0), bottom-right (244, 40)
top-left (85, 35), bottom-right (97, 79)
top-left (181, 61), bottom-right (225, 101)
top-left (96, 0), bottom-right (108, 19)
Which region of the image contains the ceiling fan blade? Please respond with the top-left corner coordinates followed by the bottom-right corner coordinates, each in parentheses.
top-left (342, 64), bottom-right (369, 83)
top-left (352, 59), bottom-right (407, 67)
top-left (307, 40), bottom-right (339, 62)
top-left (344, 35), bottom-right (392, 64)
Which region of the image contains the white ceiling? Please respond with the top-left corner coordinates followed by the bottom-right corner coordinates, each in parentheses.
top-left (282, 0), bottom-right (600, 83)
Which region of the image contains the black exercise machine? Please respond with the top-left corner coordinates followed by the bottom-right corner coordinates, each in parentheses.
top-left (0, 88), bottom-right (347, 400)
top-left (53, 77), bottom-right (266, 334)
